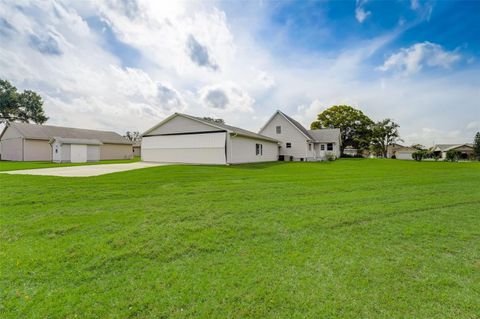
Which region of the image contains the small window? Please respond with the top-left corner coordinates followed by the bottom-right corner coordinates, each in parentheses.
top-left (286, 142), bottom-right (292, 148)
top-left (327, 143), bottom-right (333, 151)
top-left (255, 143), bottom-right (263, 156)
top-left (276, 126), bottom-right (281, 134)
top-left (321, 144), bottom-right (325, 151)
top-left (308, 144), bottom-right (312, 151)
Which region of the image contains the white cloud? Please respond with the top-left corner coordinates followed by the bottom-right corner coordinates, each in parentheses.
top-left (355, 0), bottom-right (371, 23)
top-left (378, 42), bottom-right (461, 75)
top-left (410, 0), bottom-right (419, 10)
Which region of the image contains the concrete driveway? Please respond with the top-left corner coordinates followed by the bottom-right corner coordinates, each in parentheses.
top-left (1, 162), bottom-right (167, 177)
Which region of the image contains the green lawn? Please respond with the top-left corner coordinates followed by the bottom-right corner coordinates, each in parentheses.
top-left (0, 157), bottom-right (140, 171)
top-left (1, 159), bottom-right (479, 318)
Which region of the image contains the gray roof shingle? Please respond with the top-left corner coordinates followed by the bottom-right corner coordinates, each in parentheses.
top-left (307, 128), bottom-right (341, 143)
top-left (6, 122), bottom-right (131, 145)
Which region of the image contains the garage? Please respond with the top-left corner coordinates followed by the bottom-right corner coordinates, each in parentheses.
top-left (50, 137), bottom-right (102, 163)
top-left (142, 113), bottom-right (279, 165)
top-left (396, 151), bottom-right (414, 160)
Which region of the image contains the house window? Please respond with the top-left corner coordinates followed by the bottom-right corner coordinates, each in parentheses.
top-left (321, 144), bottom-right (325, 151)
top-left (286, 142), bottom-right (292, 148)
top-left (255, 143), bottom-right (263, 155)
top-left (308, 144), bottom-right (312, 151)
top-left (276, 126), bottom-right (281, 134)
top-left (327, 143), bottom-right (333, 151)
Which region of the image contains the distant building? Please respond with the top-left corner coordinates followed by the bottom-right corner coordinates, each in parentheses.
top-left (132, 140), bottom-right (141, 157)
top-left (387, 143), bottom-right (417, 160)
top-left (0, 122), bottom-right (132, 161)
top-left (432, 144), bottom-right (475, 160)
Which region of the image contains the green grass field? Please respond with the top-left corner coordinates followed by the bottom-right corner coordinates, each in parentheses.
top-left (1, 159), bottom-right (479, 318)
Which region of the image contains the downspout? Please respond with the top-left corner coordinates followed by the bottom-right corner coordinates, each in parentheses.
top-left (22, 138), bottom-right (24, 161)
top-left (229, 133), bottom-right (237, 165)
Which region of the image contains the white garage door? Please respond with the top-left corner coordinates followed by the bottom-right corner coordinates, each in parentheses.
top-left (396, 152), bottom-right (413, 160)
top-left (142, 132), bottom-right (227, 164)
top-left (70, 144), bottom-right (88, 163)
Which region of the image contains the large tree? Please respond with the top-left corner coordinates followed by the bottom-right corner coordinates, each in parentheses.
top-left (370, 119), bottom-right (402, 158)
top-left (310, 105), bottom-right (374, 153)
top-left (124, 131), bottom-right (142, 142)
top-left (0, 79), bottom-right (48, 124)
top-left (474, 132), bottom-right (480, 160)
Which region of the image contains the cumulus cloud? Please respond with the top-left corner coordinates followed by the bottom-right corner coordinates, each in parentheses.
top-left (378, 42), bottom-right (461, 75)
top-left (355, 0), bottom-right (371, 23)
top-left (199, 83), bottom-right (254, 112)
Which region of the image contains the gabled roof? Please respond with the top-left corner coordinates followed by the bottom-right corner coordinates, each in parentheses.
top-left (308, 128), bottom-right (341, 143)
top-left (260, 110), bottom-right (341, 143)
top-left (1, 122), bottom-right (131, 144)
top-left (434, 143), bottom-right (474, 151)
top-left (143, 113), bottom-right (279, 143)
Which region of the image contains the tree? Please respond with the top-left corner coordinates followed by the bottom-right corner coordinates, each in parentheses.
top-left (474, 132), bottom-right (480, 161)
top-left (412, 149), bottom-right (427, 161)
top-left (0, 79), bottom-right (48, 124)
top-left (203, 117), bottom-right (225, 124)
top-left (310, 105), bottom-right (374, 153)
top-left (445, 150), bottom-right (461, 162)
top-left (370, 119), bottom-right (402, 158)
top-left (124, 131), bottom-right (142, 142)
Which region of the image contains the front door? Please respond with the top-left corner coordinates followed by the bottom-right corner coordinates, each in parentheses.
top-left (70, 144), bottom-right (87, 163)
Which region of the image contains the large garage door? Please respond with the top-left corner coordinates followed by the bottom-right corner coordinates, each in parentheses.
top-left (141, 132), bottom-right (227, 164)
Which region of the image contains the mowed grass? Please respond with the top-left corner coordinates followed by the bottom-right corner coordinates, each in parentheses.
top-left (0, 159), bottom-right (479, 318)
top-left (0, 157), bottom-right (140, 171)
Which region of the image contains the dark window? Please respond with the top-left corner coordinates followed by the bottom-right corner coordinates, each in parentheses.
top-left (256, 143), bottom-right (263, 155)
top-left (286, 142), bottom-right (292, 148)
top-left (276, 126), bottom-right (281, 134)
top-left (327, 143), bottom-right (333, 151)
top-left (321, 144), bottom-right (325, 151)
top-left (308, 144), bottom-right (312, 151)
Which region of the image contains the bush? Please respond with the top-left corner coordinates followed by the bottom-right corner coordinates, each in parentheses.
top-left (445, 150), bottom-right (461, 162)
top-left (325, 153), bottom-right (336, 161)
top-left (412, 150), bottom-right (427, 161)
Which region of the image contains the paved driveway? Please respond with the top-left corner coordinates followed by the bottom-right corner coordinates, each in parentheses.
top-left (1, 162), bottom-right (167, 177)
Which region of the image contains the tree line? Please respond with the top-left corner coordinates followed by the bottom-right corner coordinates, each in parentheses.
top-left (310, 105), bottom-right (401, 158)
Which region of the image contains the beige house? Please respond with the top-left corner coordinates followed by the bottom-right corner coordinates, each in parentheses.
top-left (142, 113), bottom-right (279, 164)
top-left (432, 143), bottom-right (475, 159)
top-left (259, 110), bottom-right (341, 161)
top-left (0, 122), bottom-right (132, 161)
top-left (387, 143), bottom-right (417, 160)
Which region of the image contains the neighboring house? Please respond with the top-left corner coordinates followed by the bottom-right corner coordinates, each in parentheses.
top-left (258, 110), bottom-right (341, 161)
top-left (343, 146), bottom-right (358, 156)
top-left (142, 113), bottom-right (279, 164)
top-left (432, 143), bottom-right (475, 159)
top-left (0, 122), bottom-right (132, 161)
top-left (50, 137), bottom-right (102, 163)
top-left (387, 143), bottom-right (417, 160)
top-left (132, 140), bottom-right (141, 157)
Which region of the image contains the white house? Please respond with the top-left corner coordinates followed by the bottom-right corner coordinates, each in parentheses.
top-left (50, 137), bottom-right (102, 163)
top-left (141, 113), bottom-right (279, 164)
top-left (259, 110), bottom-right (341, 161)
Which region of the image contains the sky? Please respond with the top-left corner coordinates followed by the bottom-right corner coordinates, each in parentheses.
top-left (1, 0), bottom-right (479, 146)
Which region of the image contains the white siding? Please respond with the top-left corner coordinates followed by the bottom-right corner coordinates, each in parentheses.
top-left (70, 144), bottom-right (87, 163)
top-left (396, 151), bottom-right (414, 160)
top-left (147, 116), bottom-right (220, 135)
top-left (142, 132), bottom-right (227, 164)
top-left (259, 113), bottom-right (310, 160)
top-left (227, 135), bottom-right (278, 164)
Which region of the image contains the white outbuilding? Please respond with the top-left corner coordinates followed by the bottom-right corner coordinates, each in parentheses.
top-left (142, 113), bottom-right (279, 164)
top-left (49, 137), bottom-right (102, 163)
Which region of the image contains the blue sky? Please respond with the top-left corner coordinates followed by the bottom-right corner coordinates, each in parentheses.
top-left (0, 0), bottom-right (479, 145)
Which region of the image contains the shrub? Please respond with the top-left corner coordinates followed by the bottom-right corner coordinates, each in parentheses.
top-left (445, 150), bottom-right (461, 162)
top-left (325, 153), bottom-right (336, 161)
top-left (412, 150), bottom-right (427, 161)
